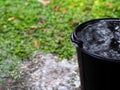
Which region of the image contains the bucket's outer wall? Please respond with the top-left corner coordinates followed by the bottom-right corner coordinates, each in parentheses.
top-left (77, 47), bottom-right (120, 90)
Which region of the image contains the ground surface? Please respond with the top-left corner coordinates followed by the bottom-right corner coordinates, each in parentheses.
top-left (0, 0), bottom-right (120, 82)
top-left (2, 52), bottom-right (80, 90)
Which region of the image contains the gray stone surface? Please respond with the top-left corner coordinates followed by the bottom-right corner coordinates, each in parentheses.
top-left (5, 52), bottom-right (80, 90)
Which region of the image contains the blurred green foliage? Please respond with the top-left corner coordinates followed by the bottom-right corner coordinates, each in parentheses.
top-left (0, 0), bottom-right (120, 79)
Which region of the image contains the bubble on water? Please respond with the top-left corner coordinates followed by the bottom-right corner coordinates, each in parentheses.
top-left (79, 20), bottom-right (120, 60)
top-left (115, 26), bottom-right (119, 30)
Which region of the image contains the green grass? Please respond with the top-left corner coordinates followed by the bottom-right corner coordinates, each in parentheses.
top-left (0, 0), bottom-right (120, 79)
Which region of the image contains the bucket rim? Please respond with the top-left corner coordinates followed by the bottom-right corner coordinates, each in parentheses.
top-left (71, 18), bottom-right (120, 62)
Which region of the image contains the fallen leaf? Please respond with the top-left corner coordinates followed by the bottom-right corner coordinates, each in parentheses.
top-left (6, 78), bottom-right (13, 85)
top-left (8, 17), bottom-right (15, 21)
top-left (70, 20), bottom-right (79, 26)
top-left (55, 39), bottom-right (60, 44)
top-left (61, 8), bottom-right (66, 13)
top-left (53, 6), bottom-right (59, 11)
top-left (40, 15), bottom-right (46, 19)
top-left (34, 40), bottom-right (39, 48)
top-left (42, 28), bottom-right (48, 31)
top-left (25, 2), bottom-right (29, 6)
top-left (106, 2), bottom-right (113, 7)
top-left (38, 20), bottom-right (44, 25)
top-left (30, 26), bottom-right (37, 29)
top-left (38, 0), bottom-right (51, 6)
top-left (34, 53), bottom-right (42, 59)
top-left (50, 69), bottom-right (58, 74)
top-left (59, 17), bottom-right (63, 21)
top-left (28, 29), bottom-right (33, 34)
top-left (58, 33), bottom-right (65, 37)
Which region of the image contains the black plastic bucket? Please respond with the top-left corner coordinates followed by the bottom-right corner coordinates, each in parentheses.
top-left (71, 18), bottom-right (120, 90)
